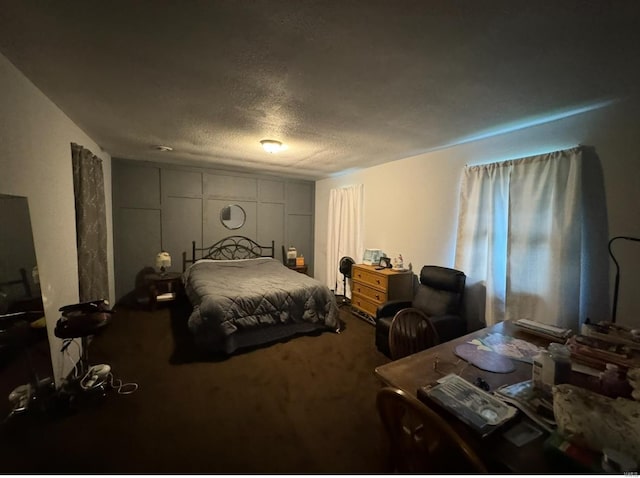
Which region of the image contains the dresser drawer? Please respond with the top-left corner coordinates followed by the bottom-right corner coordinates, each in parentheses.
top-left (352, 281), bottom-right (387, 304)
top-left (352, 266), bottom-right (388, 291)
top-left (350, 264), bottom-right (413, 324)
top-left (351, 293), bottom-right (380, 318)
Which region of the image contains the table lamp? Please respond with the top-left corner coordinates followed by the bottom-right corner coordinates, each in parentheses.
top-left (155, 251), bottom-right (172, 276)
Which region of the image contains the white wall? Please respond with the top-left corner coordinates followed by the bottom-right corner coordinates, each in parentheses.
top-left (0, 52), bottom-right (114, 384)
top-left (315, 98), bottom-right (640, 329)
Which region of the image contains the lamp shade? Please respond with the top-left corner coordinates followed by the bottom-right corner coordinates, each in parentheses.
top-left (155, 251), bottom-right (172, 270)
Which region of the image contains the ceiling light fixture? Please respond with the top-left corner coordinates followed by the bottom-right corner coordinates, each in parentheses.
top-left (155, 145), bottom-right (173, 152)
top-left (260, 139), bottom-right (285, 153)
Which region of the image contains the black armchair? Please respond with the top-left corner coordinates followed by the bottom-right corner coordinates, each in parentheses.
top-left (375, 265), bottom-right (467, 358)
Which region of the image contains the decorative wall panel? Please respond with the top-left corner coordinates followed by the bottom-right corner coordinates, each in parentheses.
top-left (288, 214), bottom-right (313, 273)
top-left (113, 163), bottom-right (160, 209)
top-left (163, 196), bottom-right (202, 270)
top-left (259, 179), bottom-right (285, 203)
top-left (287, 182), bottom-right (313, 214)
top-left (115, 208), bottom-right (161, 298)
top-left (162, 169), bottom-right (203, 197)
top-left (113, 159), bottom-right (315, 301)
top-left (205, 173), bottom-right (257, 199)
top-left (258, 202), bottom-right (285, 260)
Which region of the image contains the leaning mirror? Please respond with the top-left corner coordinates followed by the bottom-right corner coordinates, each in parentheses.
top-left (220, 204), bottom-right (246, 230)
top-left (0, 193), bottom-right (52, 418)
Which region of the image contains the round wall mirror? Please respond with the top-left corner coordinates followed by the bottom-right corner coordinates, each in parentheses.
top-left (220, 204), bottom-right (246, 230)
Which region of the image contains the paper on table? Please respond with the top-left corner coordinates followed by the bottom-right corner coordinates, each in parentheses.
top-left (469, 332), bottom-right (543, 363)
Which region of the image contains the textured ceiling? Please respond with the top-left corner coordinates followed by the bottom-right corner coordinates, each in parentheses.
top-left (1, 1), bottom-right (639, 180)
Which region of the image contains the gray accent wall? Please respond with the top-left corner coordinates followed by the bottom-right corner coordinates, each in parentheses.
top-left (112, 159), bottom-right (315, 300)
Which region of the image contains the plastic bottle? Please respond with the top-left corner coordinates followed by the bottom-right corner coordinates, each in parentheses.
top-left (533, 343), bottom-right (571, 394)
top-left (547, 343), bottom-right (572, 386)
top-left (600, 363), bottom-right (633, 398)
top-left (532, 350), bottom-right (547, 391)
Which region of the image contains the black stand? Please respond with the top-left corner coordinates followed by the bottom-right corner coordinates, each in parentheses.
top-left (337, 275), bottom-right (351, 308)
top-left (608, 235), bottom-right (640, 323)
top-left (337, 256), bottom-right (355, 309)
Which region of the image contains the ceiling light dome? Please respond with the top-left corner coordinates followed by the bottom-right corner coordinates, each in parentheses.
top-left (260, 139), bottom-right (285, 153)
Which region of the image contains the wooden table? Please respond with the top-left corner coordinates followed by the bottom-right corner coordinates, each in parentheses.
top-left (374, 321), bottom-right (567, 473)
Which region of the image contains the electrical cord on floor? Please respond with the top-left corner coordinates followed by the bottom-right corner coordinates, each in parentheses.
top-left (106, 373), bottom-right (138, 395)
top-left (79, 367), bottom-right (107, 391)
top-left (59, 340), bottom-right (138, 395)
top-left (1, 410), bottom-right (14, 425)
top-left (59, 338), bottom-right (82, 385)
top-left (78, 365), bottom-right (138, 394)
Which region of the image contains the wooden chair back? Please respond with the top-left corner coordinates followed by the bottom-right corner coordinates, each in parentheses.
top-left (376, 387), bottom-right (488, 474)
top-left (388, 308), bottom-right (439, 360)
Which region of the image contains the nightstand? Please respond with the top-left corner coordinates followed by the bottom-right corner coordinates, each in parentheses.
top-left (144, 272), bottom-right (183, 310)
top-left (287, 264), bottom-right (308, 275)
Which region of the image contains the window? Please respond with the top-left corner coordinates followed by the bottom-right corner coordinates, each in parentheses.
top-left (455, 147), bottom-right (609, 331)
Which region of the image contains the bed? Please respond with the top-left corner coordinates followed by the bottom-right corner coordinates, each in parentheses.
top-left (182, 235), bottom-right (341, 354)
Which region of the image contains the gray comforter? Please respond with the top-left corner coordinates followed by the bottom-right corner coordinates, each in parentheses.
top-left (183, 258), bottom-right (340, 349)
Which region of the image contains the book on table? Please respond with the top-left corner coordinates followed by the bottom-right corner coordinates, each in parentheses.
top-left (494, 379), bottom-right (556, 433)
top-left (418, 374), bottom-right (518, 437)
top-left (513, 319), bottom-right (573, 342)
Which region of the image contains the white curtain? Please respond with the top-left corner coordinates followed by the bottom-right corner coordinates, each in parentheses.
top-left (455, 161), bottom-right (511, 328)
top-left (326, 184), bottom-right (364, 297)
top-left (455, 146), bottom-right (609, 331)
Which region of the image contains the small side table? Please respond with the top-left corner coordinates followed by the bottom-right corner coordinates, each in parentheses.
top-left (145, 272), bottom-right (183, 310)
top-left (287, 264), bottom-right (308, 275)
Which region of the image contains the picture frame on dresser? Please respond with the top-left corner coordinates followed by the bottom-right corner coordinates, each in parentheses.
top-left (362, 248), bottom-right (382, 266)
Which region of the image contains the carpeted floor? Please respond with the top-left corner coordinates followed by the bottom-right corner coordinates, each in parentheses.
top-left (0, 299), bottom-right (392, 474)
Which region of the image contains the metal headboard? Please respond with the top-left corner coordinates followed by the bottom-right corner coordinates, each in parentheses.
top-left (182, 235), bottom-right (275, 271)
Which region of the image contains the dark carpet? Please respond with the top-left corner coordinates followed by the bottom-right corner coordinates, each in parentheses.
top-left (0, 299), bottom-right (392, 474)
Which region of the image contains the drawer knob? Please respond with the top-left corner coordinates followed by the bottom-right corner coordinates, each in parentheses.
top-left (376, 294), bottom-right (380, 300)
top-left (376, 279), bottom-right (380, 284)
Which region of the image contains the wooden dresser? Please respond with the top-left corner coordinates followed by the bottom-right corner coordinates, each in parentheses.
top-left (351, 264), bottom-right (413, 325)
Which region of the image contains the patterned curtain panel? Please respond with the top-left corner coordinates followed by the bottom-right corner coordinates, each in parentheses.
top-left (71, 143), bottom-right (109, 302)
